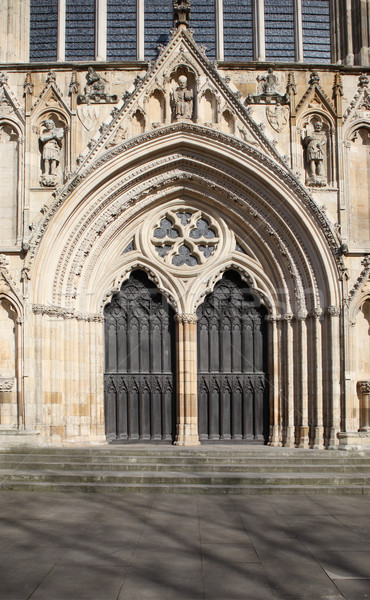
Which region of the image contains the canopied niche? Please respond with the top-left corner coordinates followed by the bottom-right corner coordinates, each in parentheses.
top-left (0, 122), bottom-right (19, 245)
top-left (147, 89), bottom-right (165, 127)
top-left (170, 68), bottom-right (195, 122)
top-left (301, 113), bottom-right (332, 187)
top-left (199, 89), bottom-right (217, 124)
top-left (37, 112), bottom-right (67, 188)
top-left (131, 109), bottom-right (145, 136)
top-left (349, 127), bottom-right (370, 245)
top-left (0, 297), bottom-right (17, 426)
top-left (220, 110), bottom-right (235, 135)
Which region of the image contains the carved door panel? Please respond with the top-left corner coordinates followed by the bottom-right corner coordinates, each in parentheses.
top-left (197, 272), bottom-right (268, 442)
top-left (104, 271), bottom-right (176, 442)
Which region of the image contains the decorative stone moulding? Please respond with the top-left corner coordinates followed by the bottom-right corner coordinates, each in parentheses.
top-left (0, 378), bottom-right (15, 392)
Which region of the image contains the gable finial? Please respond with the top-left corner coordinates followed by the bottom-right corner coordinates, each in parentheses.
top-left (174, 0), bottom-right (191, 30)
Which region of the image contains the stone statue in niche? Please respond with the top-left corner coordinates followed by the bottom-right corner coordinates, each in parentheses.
top-left (303, 118), bottom-right (327, 187)
top-left (39, 118), bottom-right (64, 187)
top-left (171, 76), bottom-right (193, 121)
top-left (77, 67), bottom-right (117, 105)
top-left (245, 68), bottom-right (287, 105)
top-left (257, 68), bottom-right (279, 95)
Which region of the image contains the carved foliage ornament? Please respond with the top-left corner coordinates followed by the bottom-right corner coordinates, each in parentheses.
top-left (0, 377), bottom-right (15, 392)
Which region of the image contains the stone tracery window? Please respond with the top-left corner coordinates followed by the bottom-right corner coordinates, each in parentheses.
top-left (151, 209), bottom-right (219, 267)
top-left (29, 0), bottom-right (332, 63)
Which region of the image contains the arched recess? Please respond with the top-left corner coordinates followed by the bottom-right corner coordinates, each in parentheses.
top-left (27, 125), bottom-right (342, 447)
top-left (344, 124), bottom-right (370, 247)
top-left (0, 293), bottom-right (23, 429)
top-left (347, 285), bottom-right (370, 431)
top-left (0, 120), bottom-right (23, 245)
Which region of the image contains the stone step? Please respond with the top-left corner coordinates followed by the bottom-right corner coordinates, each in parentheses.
top-left (1, 468), bottom-right (370, 486)
top-left (1, 479), bottom-right (370, 495)
top-left (5, 446), bottom-right (367, 458)
top-left (1, 460), bottom-right (370, 473)
top-left (2, 446), bottom-right (370, 494)
top-left (2, 450), bottom-right (370, 465)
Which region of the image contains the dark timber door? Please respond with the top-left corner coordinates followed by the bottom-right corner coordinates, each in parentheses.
top-left (104, 271), bottom-right (176, 442)
top-left (197, 271), bottom-right (268, 442)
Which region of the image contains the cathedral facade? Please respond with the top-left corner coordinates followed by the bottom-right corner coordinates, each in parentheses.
top-left (0, 1), bottom-right (369, 449)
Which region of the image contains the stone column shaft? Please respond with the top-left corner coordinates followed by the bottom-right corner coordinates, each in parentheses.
top-left (297, 315), bottom-right (309, 447)
top-left (358, 381), bottom-right (370, 431)
top-left (284, 315), bottom-right (295, 447)
top-left (326, 306), bottom-right (341, 448)
top-left (174, 314), bottom-right (200, 446)
top-left (267, 317), bottom-right (280, 446)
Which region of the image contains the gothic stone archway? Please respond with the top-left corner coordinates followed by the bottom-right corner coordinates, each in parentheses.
top-left (104, 271), bottom-right (176, 442)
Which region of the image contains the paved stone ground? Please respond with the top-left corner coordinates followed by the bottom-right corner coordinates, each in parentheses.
top-left (0, 492), bottom-right (370, 599)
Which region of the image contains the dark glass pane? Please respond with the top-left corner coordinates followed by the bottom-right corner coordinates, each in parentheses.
top-left (30, 0), bottom-right (58, 62)
top-left (191, 0), bottom-right (216, 60)
top-left (224, 0), bottom-right (253, 60)
top-left (302, 0), bottom-right (331, 63)
top-left (107, 0), bottom-right (136, 60)
top-left (145, 0), bottom-right (173, 59)
top-left (265, 0), bottom-right (295, 61)
top-left (66, 0), bottom-right (95, 61)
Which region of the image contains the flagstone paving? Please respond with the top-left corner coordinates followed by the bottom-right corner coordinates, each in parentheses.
top-left (0, 492), bottom-right (369, 599)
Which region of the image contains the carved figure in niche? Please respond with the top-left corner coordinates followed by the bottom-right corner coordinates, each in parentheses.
top-left (303, 118), bottom-right (327, 187)
top-left (39, 118), bottom-right (64, 187)
top-left (171, 76), bottom-right (193, 121)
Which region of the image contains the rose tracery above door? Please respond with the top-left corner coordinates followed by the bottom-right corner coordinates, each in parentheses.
top-left (151, 209), bottom-right (220, 267)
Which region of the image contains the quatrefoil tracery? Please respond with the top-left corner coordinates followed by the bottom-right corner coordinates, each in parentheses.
top-left (151, 209), bottom-right (220, 267)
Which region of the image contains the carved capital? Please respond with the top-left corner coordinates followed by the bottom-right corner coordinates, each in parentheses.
top-left (295, 311), bottom-right (308, 321)
top-left (175, 313), bottom-right (198, 324)
top-left (326, 305), bottom-right (340, 317)
top-left (282, 313), bottom-right (294, 322)
top-left (265, 315), bottom-right (278, 323)
top-left (308, 308), bottom-right (322, 319)
top-left (358, 381), bottom-right (370, 395)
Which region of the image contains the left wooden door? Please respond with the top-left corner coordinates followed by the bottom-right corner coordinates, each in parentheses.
top-left (104, 271), bottom-right (176, 442)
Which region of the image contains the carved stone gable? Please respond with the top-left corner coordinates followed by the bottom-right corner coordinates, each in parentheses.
top-left (76, 27), bottom-right (285, 169)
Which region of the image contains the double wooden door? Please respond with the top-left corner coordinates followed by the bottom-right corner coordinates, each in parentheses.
top-left (104, 270), bottom-right (268, 443)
